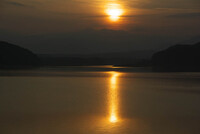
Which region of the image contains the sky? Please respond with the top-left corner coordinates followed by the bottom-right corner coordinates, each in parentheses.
top-left (0, 0), bottom-right (200, 54)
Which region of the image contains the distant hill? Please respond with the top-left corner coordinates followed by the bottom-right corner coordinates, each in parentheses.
top-left (0, 41), bottom-right (40, 69)
top-left (152, 42), bottom-right (200, 72)
top-left (38, 50), bottom-right (154, 67)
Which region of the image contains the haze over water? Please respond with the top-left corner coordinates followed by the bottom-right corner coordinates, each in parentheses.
top-left (0, 67), bottom-right (200, 134)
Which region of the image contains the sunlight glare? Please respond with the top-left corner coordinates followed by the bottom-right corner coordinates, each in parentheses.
top-left (106, 3), bottom-right (123, 21)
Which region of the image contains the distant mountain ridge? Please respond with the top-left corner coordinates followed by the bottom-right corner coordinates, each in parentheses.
top-left (152, 42), bottom-right (200, 72)
top-left (38, 50), bottom-right (154, 67)
top-left (0, 41), bottom-right (40, 69)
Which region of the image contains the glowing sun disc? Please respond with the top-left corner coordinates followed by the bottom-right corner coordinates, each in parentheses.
top-left (107, 9), bottom-right (123, 17)
top-left (106, 3), bottom-right (123, 21)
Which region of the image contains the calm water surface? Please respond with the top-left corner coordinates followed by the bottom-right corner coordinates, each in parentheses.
top-left (0, 67), bottom-right (200, 134)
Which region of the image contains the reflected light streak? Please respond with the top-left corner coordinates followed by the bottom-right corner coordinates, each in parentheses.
top-left (109, 72), bottom-right (120, 123)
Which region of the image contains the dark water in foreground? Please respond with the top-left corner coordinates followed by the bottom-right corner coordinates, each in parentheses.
top-left (0, 67), bottom-right (200, 134)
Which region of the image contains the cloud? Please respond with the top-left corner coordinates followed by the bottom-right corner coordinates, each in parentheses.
top-left (6, 1), bottom-right (26, 7)
top-left (124, 0), bottom-right (200, 9)
top-left (4, 0), bottom-right (34, 7)
top-left (167, 12), bottom-right (200, 18)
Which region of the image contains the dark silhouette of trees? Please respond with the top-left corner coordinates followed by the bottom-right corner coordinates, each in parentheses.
top-left (0, 41), bottom-right (40, 69)
top-left (152, 42), bottom-right (200, 72)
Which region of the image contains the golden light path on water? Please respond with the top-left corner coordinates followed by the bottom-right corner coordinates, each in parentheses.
top-left (106, 3), bottom-right (124, 22)
top-left (109, 72), bottom-right (120, 123)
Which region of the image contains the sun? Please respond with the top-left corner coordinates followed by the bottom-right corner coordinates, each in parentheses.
top-left (107, 9), bottom-right (123, 21)
top-left (106, 3), bottom-right (123, 21)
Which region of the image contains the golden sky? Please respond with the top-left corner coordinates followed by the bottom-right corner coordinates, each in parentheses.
top-left (0, 0), bottom-right (200, 53)
top-left (1, 0), bottom-right (199, 33)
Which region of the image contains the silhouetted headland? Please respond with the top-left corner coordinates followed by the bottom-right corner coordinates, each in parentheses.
top-left (152, 42), bottom-right (200, 72)
top-left (0, 41), bottom-right (40, 69)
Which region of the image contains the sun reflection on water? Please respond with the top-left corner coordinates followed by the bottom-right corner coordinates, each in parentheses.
top-left (109, 72), bottom-right (120, 123)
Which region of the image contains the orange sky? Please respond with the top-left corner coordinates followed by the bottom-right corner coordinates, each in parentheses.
top-left (0, 0), bottom-right (199, 54)
top-left (1, 0), bottom-right (199, 34)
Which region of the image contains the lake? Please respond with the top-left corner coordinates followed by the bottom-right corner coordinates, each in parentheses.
top-left (0, 66), bottom-right (200, 134)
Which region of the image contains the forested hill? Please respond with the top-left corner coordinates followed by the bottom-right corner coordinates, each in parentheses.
top-left (0, 41), bottom-right (40, 69)
top-left (152, 42), bottom-right (200, 72)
